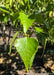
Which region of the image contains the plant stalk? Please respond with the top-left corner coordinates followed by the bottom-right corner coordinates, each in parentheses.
top-left (41, 39), bottom-right (47, 58)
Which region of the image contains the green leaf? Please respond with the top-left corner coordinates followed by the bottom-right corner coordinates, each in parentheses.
top-left (30, 0), bottom-right (33, 4)
top-left (10, 12), bottom-right (19, 21)
top-left (0, 5), bottom-right (9, 13)
top-left (36, 32), bottom-right (47, 46)
top-left (0, 0), bottom-right (2, 3)
top-left (29, 13), bottom-right (44, 24)
top-left (9, 31), bottom-right (20, 54)
top-left (35, 27), bottom-right (44, 33)
top-left (35, 14), bottom-right (44, 24)
top-left (10, 12), bottom-right (19, 26)
top-left (14, 37), bottom-right (39, 72)
top-left (10, 0), bottom-right (13, 6)
top-left (4, 16), bottom-right (8, 24)
top-left (24, 0), bottom-right (28, 3)
top-left (49, 11), bottom-right (53, 17)
top-left (50, 28), bottom-right (54, 40)
top-left (19, 12), bottom-right (35, 34)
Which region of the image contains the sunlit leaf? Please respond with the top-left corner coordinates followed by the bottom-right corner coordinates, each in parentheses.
top-left (15, 37), bottom-right (39, 72)
top-left (19, 11), bottom-right (35, 34)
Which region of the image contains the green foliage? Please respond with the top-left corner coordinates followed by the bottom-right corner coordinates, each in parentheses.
top-left (0, 0), bottom-right (54, 72)
top-left (50, 28), bottom-right (54, 41)
top-left (15, 37), bottom-right (39, 72)
top-left (46, 49), bottom-right (54, 55)
top-left (35, 27), bottom-right (44, 33)
top-left (10, 31), bottom-right (19, 54)
top-left (0, 0), bottom-right (2, 3)
top-left (0, 5), bottom-right (9, 13)
top-left (10, 12), bottom-right (19, 26)
top-left (35, 14), bottom-right (44, 24)
top-left (19, 11), bottom-right (35, 34)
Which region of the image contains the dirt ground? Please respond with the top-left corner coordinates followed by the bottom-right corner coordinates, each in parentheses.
top-left (0, 49), bottom-right (54, 75)
top-left (0, 26), bottom-right (54, 75)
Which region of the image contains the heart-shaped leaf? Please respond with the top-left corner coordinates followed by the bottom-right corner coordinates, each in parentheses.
top-left (14, 37), bottom-right (39, 72)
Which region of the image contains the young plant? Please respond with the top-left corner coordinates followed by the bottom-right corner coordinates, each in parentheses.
top-left (9, 0), bottom-right (54, 72)
top-left (0, 0), bottom-right (54, 72)
top-left (10, 11), bottom-right (39, 72)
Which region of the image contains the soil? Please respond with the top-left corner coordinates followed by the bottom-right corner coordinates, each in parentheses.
top-left (0, 25), bottom-right (54, 75)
